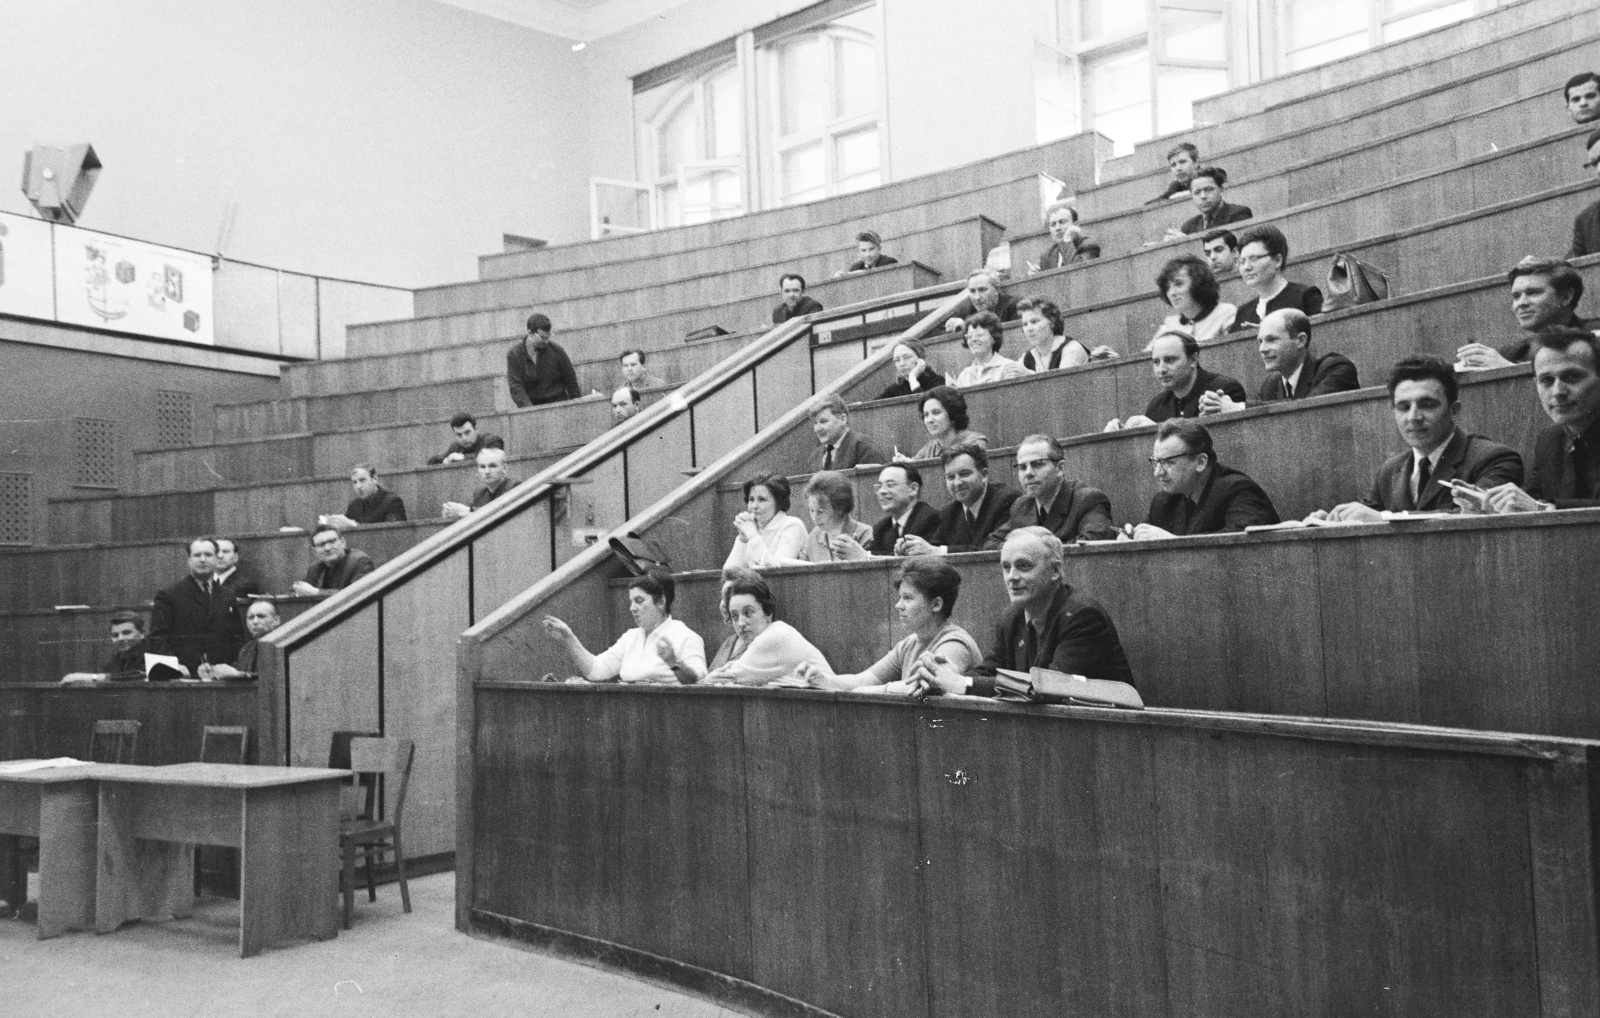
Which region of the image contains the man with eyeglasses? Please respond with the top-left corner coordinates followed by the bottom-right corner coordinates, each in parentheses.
top-left (1568, 128), bottom-right (1600, 260)
top-left (1124, 419), bottom-right (1278, 539)
top-left (983, 434), bottom-right (1114, 547)
top-left (292, 525), bottom-right (375, 597)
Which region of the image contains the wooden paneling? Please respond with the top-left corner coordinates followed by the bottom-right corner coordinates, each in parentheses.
top-left (285, 602), bottom-right (379, 769)
top-left (691, 374), bottom-right (757, 470)
top-left (470, 502), bottom-right (553, 621)
top-left (0, 684), bottom-right (260, 764)
top-left (754, 338), bottom-right (814, 430)
top-left (457, 687), bottom-right (1600, 1017)
top-left (624, 413), bottom-right (697, 519)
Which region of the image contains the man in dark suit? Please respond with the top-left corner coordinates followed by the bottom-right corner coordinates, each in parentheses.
top-left (899, 444), bottom-right (1020, 555)
top-left (1457, 258), bottom-right (1600, 370)
top-left (327, 463), bottom-right (408, 526)
top-left (911, 527), bottom-right (1134, 690)
top-left (147, 537), bottom-right (243, 676)
top-left (867, 464), bottom-right (941, 555)
top-left (840, 230), bottom-right (899, 274)
top-left (1228, 224), bottom-right (1323, 331)
top-left (199, 600), bottom-right (280, 680)
top-left (443, 448), bottom-right (520, 519)
top-left (807, 394), bottom-right (886, 473)
top-left (1136, 328), bottom-right (1247, 424)
top-left (1569, 129), bottom-right (1600, 260)
top-left (1145, 142), bottom-right (1200, 204)
top-left (984, 435), bottom-right (1114, 548)
top-left (293, 526), bottom-right (376, 597)
top-left (426, 412), bottom-right (505, 466)
top-left (772, 273), bottom-right (824, 324)
top-left (1129, 419), bottom-right (1278, 537)
top-left (1204, 310), bottom-right (1358, 413)
top-left (60, 611), bottom-right (150, 683)
top-left (943, 270), bottom-right (1020, 333)
top-left (1486, 327), bottom-right (1600, 512)
top-left (1172, 166), bottom-right (1252, 237)
top-left (1311, 356), bottom-right (1523, 521)
top-left (213, 537), bottom-right (265, 597)
top-left (1034, 202), bottom-right (1100, 271)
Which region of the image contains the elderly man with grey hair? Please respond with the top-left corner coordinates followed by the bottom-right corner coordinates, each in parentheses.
top-left (943, 269), bottom-right (1020, 333)
top-left (909, 526), bottom-right (1134, 694)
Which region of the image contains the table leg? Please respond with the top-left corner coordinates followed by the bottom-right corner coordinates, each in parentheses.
top-left (36, 783), bottom-right (97, 938)
top-left (0, 835), bottom-right (23, 913)
top-left (239, 782), bottom-right (339, 957)
top-left (96, 783), bottom-right (194, 933)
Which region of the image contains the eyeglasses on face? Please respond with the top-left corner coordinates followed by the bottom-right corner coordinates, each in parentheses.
top-left (1148, 452), bottom-right (1197, 469)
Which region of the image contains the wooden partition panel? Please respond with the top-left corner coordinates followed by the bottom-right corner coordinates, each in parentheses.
top-left (470, 503), bottom-right (554, 618)
top-left (625, 412), bottom-right (698, 515)
top-left (284, 602), bottom-right (380, 770)
top-left (754, 339), bottom-right (813, 430)
top-left (692, 375), bottom-right (758, 470)
top-left (0, 685), bottom-right (262, 765)
top-left (459, 685), bottom-right (1600, 1017)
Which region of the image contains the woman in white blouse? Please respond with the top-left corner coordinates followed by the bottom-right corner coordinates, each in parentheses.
top-left (541, 569), bottom-right (707, 684)
top-left (798, 558), bottom-right (981, 694)
top-left (953, 312), bottom-right (1029, 388)
top-left (1156, 254), bottom-right (1236, 344)
top-left (724, 473), bottom-right (808, 570)
top-left (703, 574), bottom-right (829, 686)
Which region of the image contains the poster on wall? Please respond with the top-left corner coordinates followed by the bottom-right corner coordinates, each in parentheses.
top-left (0, 211), bottom-right (58, 323)
top-left (52, 224), bottom-right (215, 345)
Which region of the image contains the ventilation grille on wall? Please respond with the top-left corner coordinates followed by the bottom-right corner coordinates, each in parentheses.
top-left (0, 472), bottom-right (32, 545)
top-left (74, 417), bottom-right (118, 488)
top-left (155, 389), bottom-right (195, 448)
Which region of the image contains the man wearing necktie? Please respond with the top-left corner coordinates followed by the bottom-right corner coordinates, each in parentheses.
top-left (147, 537), bottom-right (244, 676)
top-left (1486, 326), bottom-right (1600, 512)
top-left (1310, 355), bottom-right (1523, 522)
top-left (868, 464), bottom-right (941, 555)
top-left (897, 444), bottom-right (1021, 556)
top-left (1200, 309), bottom-right (1359, 414)
top-left (807, 394), bottom-right (886, 474)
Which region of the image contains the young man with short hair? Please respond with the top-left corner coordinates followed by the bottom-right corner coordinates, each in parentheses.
top-left (427, 411), bottom-right (505, 465)
top-left (772, 274), bottom-right (824, 323)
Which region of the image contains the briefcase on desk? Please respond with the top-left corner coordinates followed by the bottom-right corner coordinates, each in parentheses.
top-left (1324, 253), bottom-right (1390, 311)
top-left (992, 667), bottom-right (1144, 709)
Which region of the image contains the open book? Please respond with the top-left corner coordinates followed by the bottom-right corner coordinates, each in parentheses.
top-left (992, 668), bottom-right (1143, 709)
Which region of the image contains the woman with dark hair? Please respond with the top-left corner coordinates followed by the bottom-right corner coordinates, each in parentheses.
top-left (954, 312), bottom-right (1028, 388)
top-left (794, 470), bottom-right (873, 563)
top-left (541, 568), bottom-right (706, 684)
top-left (877, 338), bottom-right (946, 399)
top-left (798, 558), bottom-right (980, 693)
top-left (1017, 298), bottom-right (1091, 371)
top-left (1156, 255), bottom-right (1236, 342)
top-left (725, 472), bottom-right (808, 570)
top-left (708, 566), bottom-right (762, 671)
top-left (703, 574), bottom-right (829, 686)
top-left (899, 386), bottom-right (988, 461)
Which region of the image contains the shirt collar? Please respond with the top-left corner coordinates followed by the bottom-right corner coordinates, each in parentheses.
top-left (1284, 359), bottom-right (1305, 394)
top-left (1412, 432), bottom-right (1454, 470)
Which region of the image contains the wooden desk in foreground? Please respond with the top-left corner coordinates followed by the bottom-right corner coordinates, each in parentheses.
top-left (0, 763), bottom-right (98, 937)
top-left (458, 686), bottom-right (1600, 1018)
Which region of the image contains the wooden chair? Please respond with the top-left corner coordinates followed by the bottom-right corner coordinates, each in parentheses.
top-left (194, 726), bottom-right (250, 896)
top-left (89, 720), bottom-right (140, 764)
top-left (339, 737), bottom-right (414, 929)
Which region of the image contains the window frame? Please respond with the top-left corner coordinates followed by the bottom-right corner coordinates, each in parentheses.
top-left (762, 17), bottom-right (884, 206)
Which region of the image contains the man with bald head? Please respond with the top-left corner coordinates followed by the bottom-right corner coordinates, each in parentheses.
top-left (911, 526), bottom-right (1134, 694)
top-left (200, 600), bottom-right (281, 680)
top-left (443, 447), bottom-right (518, 518)
top-left (147, 537), bottom-right (241, 676)
top-left (944, 269), bottom-right (1020, 333)
top-left (1201, 309), bottom-right (1359, 413)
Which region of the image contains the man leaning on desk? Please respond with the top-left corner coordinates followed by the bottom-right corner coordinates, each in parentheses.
top-left (199, 600), bottom-right (281, 680)
top-left (59, 611), bottom-right (150, 683)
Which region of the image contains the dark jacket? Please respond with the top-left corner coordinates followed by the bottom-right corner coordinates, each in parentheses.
top-left (1146, 178), bottom-right (1192, 204)
top-left (773, 295), bottom-right (824, 324)
top-left (809, 429), bottom-right (887, 473)
top-left (945, 293), bottom-right (1020, 330)
top-left (1181, 201), bottom-right (1253, 235)
top-left (1570, 197), bottom-right (1600, 261)
top-left (148, 576), bottom-right (242, 676)
top-left (469, 475), bottom-right (517, 511)
top-left (984, 479), bottom-right (1115, 548)
top-left (1144, 366), bottom-right (1248, 422)
top-left (1231, 282), bottom-right (1325, 331)
top-left (1525, 417), bottom-right (1600, 508)
top-left (216, 564), bottom-right (265, 598)
top-left (968, 584), bottom-right (1135, 687)
top-left (1255, 351), bottom-right (1360, 403)
top-left (102, 641), bottom-right (148, 681)
top-left (1145, 463), bottom-right (1279, 535)
top-left (302, 549), bottom-right (376, 593)
top-left (869, 501), bottom-right (942, 555)
top-left (847, 255), bottom-right (899, 272)
top-left (1360, 428), bottom-right (1524, 513)
top-left (426, 432), bottom-right (504, 466)
top-left (1038, 235), bottom-right (1101, 270)
top-left (506, 340), bottom-right (580, 407)
top-left (1495, 310), bottom-right (1600, 363)
top-left (344, 488), bottom-right (408, 524)
top-left (932, 483), bottom-right (1020, 553)
top-left (877, 367), bottom-right (946, 401)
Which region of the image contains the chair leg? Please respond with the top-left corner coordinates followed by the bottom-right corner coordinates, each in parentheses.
top-left (392, 833), bottom-right (410, 914)
top-left (340, 841), bottom-right (355, 931)
top-left (364, 846), bottom-right (377, 902)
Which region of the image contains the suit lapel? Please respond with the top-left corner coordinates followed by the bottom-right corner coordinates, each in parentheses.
top-left (1420, 429), bottom-right (1468, 510)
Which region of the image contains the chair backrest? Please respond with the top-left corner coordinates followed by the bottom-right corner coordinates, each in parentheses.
top-left (199, 725), bottom-right (249, 764)
top-left (329, 729), bottom-right (382, 818)
top-left (90, 719), bottom-right (140, 764)
top-left (348, 737), bottom-right (415, 828)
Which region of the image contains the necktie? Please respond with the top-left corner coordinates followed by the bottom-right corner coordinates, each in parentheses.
top-left (1036, 502), bottom-right (1048, 526)
top-left (823, 444), bottom-right (834, 470)
top-left (1414, 456), bottom-right (1431, 507)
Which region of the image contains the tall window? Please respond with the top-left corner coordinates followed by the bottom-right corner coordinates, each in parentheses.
top-left (644, 63), bottom-right (744, 228)
top-left (1285, 0), bottom-right (1486, 71)
top-left (768, 8), bottom-right (882, 205)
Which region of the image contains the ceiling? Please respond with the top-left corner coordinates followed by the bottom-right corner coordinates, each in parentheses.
top-left (435, 0), bottom-right (692, 42)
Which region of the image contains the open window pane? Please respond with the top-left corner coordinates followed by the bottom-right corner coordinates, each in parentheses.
top-left (657, 101), bottom-right (696, 177)
top-left (706, 68), bottom-right (741, 159)
top-left (1088, 48), bottom-right (1151, 155)
top-left (1034, 41), bottom-right (1078, 145)
top-left (1157, 67), bottom-right (1229, 134)
top-left (1160, 8), bottom-right (1226, 62)
top-left (778, 36), bottom-right (826, 135)
top-left (835, 36), bottom-right (878, 120)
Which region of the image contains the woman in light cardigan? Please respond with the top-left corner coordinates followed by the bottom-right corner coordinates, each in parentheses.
top-left (541, 569), bottom-right (706, 684)
top-left (703, 575), bottom-right (829, 686)
top-left (724, 472), bottom-right (807, 570)
top-left (954, 311), bottom-right (1029, 388)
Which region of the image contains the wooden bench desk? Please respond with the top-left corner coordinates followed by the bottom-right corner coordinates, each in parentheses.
top-left (0, 762), bottom-right (99, 938)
